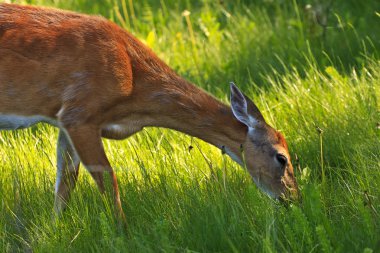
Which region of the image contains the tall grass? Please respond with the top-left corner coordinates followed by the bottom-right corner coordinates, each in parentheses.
top-left (1, 0), bottom-right (379, 252)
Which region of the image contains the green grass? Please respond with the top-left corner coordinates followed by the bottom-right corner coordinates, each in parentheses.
top-left (1, 0), bottom-right (380, 252)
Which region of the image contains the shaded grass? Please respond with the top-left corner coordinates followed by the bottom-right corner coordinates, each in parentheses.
top-left (1, 0), bottom-right (380, 252)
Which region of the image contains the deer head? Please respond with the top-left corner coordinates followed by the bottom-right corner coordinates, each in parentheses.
top-left (230, 82), bottom-right (299, 201)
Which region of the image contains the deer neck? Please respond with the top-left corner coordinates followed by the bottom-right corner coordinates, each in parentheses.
top-left (140, 77), bottom-right (247, 164)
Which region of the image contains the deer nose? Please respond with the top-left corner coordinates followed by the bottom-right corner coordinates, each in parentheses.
top-left (276, 153), bottom-right (288, 167)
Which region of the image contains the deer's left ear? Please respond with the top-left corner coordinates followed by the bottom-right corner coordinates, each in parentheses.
top-left (230, 82), bottom-right (266, 128)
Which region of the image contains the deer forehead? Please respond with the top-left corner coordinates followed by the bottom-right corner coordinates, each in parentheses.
top-left (247, 125), bottom-right (276, 141)
top-left (246, 126), bottom-right (288, 153)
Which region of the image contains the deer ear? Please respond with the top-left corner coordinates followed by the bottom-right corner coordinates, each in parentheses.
top-left (230, 82), bottom-right (266, 128)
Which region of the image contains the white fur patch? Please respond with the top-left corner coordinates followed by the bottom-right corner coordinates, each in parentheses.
top-left (104, 123), bottom-right (142, 135)
top-left (0, 114), bottom-right (56, 130)
top-left (253, 177), bottom-right (276, 198)
top-left (248, 116), bottom-right (259, 128)
top-left (102, 122), bottom-right (144, 139)
top-left (247, 126), bottom-right (257, 138)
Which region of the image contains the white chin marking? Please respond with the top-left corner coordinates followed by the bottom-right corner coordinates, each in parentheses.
top-left (253, 178), bottom-right (276, 198)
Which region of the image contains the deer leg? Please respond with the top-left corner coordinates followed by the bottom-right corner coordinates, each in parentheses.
top-left (63, 124), bottom-right (125, 222)
top-left (54, 130), bottom-right (80, 214)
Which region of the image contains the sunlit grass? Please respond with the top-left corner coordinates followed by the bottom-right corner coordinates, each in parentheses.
top-left (1, 0), bottom-right (379, 252)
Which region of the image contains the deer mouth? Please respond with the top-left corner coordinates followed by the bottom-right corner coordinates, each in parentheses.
top-left (280, 175), bottom-right (300, 202)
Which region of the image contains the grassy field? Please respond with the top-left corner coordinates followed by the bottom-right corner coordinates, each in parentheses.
top-left (1, 0), bottom-right (379, 252)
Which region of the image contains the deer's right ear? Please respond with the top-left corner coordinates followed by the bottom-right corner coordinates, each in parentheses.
top-left (230, 82), bottom-right (265, 128)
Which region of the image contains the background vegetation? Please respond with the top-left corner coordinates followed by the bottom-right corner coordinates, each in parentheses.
top-left (1, 0), bottom-right (379, 252)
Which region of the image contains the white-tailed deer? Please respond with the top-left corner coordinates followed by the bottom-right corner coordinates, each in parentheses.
top-left (0, 3), bottom-right (299, 219)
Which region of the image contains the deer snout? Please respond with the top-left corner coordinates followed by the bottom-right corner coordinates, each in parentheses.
top-left (280, 167), bottom-right (300, 203)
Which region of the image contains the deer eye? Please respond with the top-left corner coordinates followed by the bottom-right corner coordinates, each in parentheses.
top-left (276, 153), bottom-right (288, 167)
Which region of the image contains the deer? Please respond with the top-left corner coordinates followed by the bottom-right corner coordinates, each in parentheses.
top-left (0, 3), bottom-right (299, 221)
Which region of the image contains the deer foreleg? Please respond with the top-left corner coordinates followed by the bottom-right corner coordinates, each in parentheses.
top-left (63, 124), bottom-right (126, 222)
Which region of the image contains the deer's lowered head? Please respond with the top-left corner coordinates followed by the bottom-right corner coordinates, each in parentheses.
top-left (229, 83), bottom-right (299, 201)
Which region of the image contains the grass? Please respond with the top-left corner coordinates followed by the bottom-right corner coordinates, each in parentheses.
top-left (1, 0), bottom-right (380, 252)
